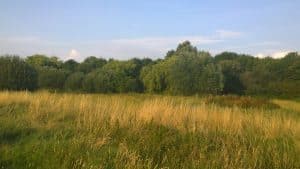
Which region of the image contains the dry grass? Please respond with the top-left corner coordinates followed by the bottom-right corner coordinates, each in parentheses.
top-left (0, 91), bottom-right (299, 169)
top-left (273, 99), bottom-right (300, 113)
top-left (4, 92), bottom-right (297, 135)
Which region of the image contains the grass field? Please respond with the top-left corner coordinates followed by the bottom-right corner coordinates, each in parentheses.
top-left (0, 92), bottom-right (299, 169)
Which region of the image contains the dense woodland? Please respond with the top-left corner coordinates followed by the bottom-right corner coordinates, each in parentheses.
top-left (0, 41), bottom-right (299, 96)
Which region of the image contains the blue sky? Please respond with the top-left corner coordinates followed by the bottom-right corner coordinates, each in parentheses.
top-left (0, 0), bottom-right (299, 61)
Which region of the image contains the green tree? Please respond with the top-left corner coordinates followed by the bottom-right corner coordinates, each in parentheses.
top-left (163, 41), bottom-right (203, 95)
top-left (287, 60), bottom-right (300, 81)
top-left (218, 60), bottom-right (245, 94)
top-left (26, 54), bottom-right (62, 69)
top-left (78, 56), bottom-right (107, 73)
top-left (0, 56), bottom-right (38, 91)
top-left (82, 72), bottom-right (96, 93)
top-left (84, 60), bottom-right (143, 93)
top-left (165, 54), bottom-right (202, 95)
top-left (165, 50), bottom-right (175, 59)
top-left (140, 62), bottom-right (167, 93)
top-left (199, 64), bottom-right (224, 94)
top-left (64, 72), bottom-right (85, 91)
top-left (141, 41), bottom-right (215, 95)
top-left (38, 68), bottom-right (68, 90)
top-left (93, 69), bottom-right (116, 93)
top-left (62, 59), bottom-right (79, 72)
top-left (214, 52), bottom-right (239, 62)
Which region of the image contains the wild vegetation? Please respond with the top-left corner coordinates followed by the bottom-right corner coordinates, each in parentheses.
top-left (0, 92), bottom-right (299, 169)
top-left (1, 41), bottom-right (300, 97)
top-left (1, 41), bottom-right (300, 168)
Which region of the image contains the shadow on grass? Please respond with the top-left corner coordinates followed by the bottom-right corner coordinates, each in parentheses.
top-left (0, 127), bottom-right (37, 145)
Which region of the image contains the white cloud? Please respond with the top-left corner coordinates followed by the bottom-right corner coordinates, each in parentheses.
top-left (255, 53), bottom-right (266, 58)
top-left (254, 50), bottom-right (293, 59)
top-left (271, 51), bottom-right (291, 59)
top-left (67, 49), bottom-right (80, 60)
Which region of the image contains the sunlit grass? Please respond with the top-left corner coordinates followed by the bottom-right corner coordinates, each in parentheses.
top-left (0, 92), bottom-right (299, 169)
top-left (273, 99), bottom-right (300, 113)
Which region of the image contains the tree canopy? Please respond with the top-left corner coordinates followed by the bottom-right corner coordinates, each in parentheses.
top-left (0, 56), bottom-right (37, 91)
top-left (1, 41), bottom-right (299, 97)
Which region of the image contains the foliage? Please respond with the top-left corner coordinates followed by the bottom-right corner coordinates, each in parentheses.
top-left (164, 54), bottom-right (202, 95)
top-left (82, 72), bottom-right (96, 93)
top-left (0, 42), bottom-right (300, 97)
top-left (0, 56), bottom-right (37, 91)
top-left (140, 62), bottom-right (167, 93)
top-left (26, 54), bottom-right (62, 69)
top-left (64, 72), bottom-right (85, 91)
top-left (199, 64), bottom-right (224, 94)
top-left (91, 61), bottom-right (141, 93)
top-left (62, 59), bottom-right (79, 72)
top-left (78, 56), bottom-right (107, 73)
top-left (37, 68), bottom-right (69, 90)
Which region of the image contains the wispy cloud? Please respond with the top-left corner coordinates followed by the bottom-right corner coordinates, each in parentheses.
top-left (97, 36), bottom-right (222, 58)
top-left (0, 30), bottom-right (244, 61)
top-left (216, 30), bottom-right (243, 39)
top-left (110, 36), bottom-right (221, 48)
top-left (0, 36), bottom-right (68, 58)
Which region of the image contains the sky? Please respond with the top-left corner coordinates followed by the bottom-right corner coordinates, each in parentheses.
top-left (0, 0), bottom-right (299, 61)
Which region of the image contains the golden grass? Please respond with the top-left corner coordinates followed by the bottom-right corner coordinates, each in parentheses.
top-left (0, 91), bottom-right (298, 139)
top-left (273, 99), bottom-right (300, 113)
top-left (1, 91), bottom-right (299, 168)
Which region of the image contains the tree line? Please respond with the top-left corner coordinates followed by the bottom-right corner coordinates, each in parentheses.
top-left (0, 41), bottom-right (299, 96)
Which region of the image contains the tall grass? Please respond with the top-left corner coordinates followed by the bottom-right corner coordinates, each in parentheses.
top-left (0, 92), bottom-right (299, 169)
top-left (273, 99), bottom-right (300, 113)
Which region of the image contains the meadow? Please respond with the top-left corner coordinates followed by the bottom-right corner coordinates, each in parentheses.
top-left (0, 92), bottom-right (299, 169)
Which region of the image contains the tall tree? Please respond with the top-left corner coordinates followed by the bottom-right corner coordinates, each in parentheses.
top-left (199, 64), bottom-right (224, 94)
top-left (78, 56), bottom-right (107, 73)
top-left (64, 72), bottom-right (85, 91)
top-left (0, 56), bottom-right (38, 91)
top-left (140, 62), bottom-right (167, 93)
top-left (62, 59), bottom-right (79, 72)
top-left (38, 68), bottom-right (68, 90)
top-left (218, 60), bottom-right (245, 95)
top-left (26, 54), bottom-right (62, 69)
